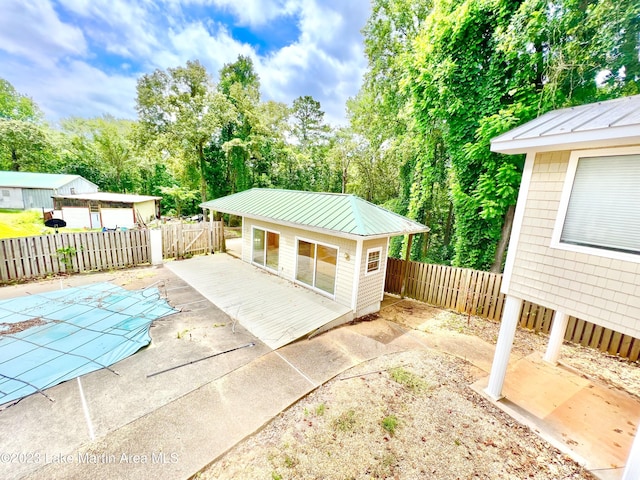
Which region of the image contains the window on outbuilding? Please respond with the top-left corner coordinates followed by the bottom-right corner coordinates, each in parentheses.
top-left (366, 247), bottom-right (382, 274)
top-left (555, 152), bottom-right (640, 256)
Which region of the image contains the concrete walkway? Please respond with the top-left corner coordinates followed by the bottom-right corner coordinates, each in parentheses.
top-left (25, 317), bottom-right (424, 480)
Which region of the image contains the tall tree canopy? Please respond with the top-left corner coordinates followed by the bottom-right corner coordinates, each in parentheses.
top-left (349, 0), bottom-right (640, 270)
top-left (0, 79), bottom-right (54, 172)
top-left (136, 60), bottom-right (235, 202)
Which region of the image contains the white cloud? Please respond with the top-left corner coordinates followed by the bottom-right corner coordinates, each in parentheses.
top-left (1, 56), bottom-right (137, 122)
top-left (58, 0), bottom-right (160, 59)
top-left (0, 0), bottom-right (371, 126)
top-left (161, 21), bottom-right (255, 74)
top-left (184, 0), bottom-right (299, 27)
top-left (0, 0), bottom-right (87, 67)
top-left (257, 0), bottom-right (370, 125)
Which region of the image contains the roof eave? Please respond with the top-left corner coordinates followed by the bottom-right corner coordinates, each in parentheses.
top-left (491, 126), bottom-right (640, 154)
top-left (201, 205), bottom-right (430, 240)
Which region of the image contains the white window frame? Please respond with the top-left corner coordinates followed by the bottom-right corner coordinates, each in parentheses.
top-left (551, 146), bottom-right (640, 264)
top-left (251, 226), bottom-right (280, 272)
top-left (364, 247), bottom-right (382, 276)
top-left (294, 235), bottom-right (339, 299)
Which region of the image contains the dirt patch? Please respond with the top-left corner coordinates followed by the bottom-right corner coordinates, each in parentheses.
top-left (378, 297), bottom-right (640, 396)
top-left (201, 350), bottom-right (593, 480)
top-left (0, 317), bottom-right (46, 335)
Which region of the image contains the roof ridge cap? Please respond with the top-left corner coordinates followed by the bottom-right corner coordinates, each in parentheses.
top-left (349, 195), bottom-right (367, 234)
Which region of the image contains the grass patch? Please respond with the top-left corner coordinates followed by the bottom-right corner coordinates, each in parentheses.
top-left (332, 409), bottom-right (358, 432)
top-left (389, 367), bottom-right (430, 393)
top-left (381, 415), bottom-right (399, 436)
top-left (283, 454), bottom-right (298, 468)
top-left (177, 329), bottom-right (190, 339)
top-left (0, 210), bottom-right (46, 238)
top-left (315, 403), bottom-right (326, 416)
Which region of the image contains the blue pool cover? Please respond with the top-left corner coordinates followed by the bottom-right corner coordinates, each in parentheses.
top-left (0, 282), bottom-right (177, 405)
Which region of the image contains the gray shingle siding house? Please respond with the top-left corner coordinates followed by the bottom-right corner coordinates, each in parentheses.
top-left (487, 94), bottom-right (640, 480)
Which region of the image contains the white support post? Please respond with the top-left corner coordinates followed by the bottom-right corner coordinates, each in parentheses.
top-left (150, 228), bottom-right (163, 265)
top-left (486, 295), bottom-right (523, 400)
top-left (622, 423), bottom-right (640, 480)
top-left (543, 310), bottom-right (569, 364)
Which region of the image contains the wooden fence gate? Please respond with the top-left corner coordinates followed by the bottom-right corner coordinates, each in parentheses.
top-left (385, 257), bottom-right (640, 362)
top-left (161, 221), bottom-right (224, 259)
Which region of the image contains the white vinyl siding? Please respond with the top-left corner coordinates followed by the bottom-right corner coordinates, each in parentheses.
top-left (560, 154), bottom-right (640, 255)
top-left (355, 238), bottom-right (388, 316)
top-left (242, 218), bottom-right (356, 309)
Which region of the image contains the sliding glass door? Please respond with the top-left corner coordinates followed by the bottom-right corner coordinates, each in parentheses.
top-left (296, 239), bottom-right (337, 295)
top-left (252, 228), bottom-right (279, 271)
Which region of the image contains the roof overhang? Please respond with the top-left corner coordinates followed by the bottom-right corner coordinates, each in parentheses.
top-left (202, 208), bottom-right (429, 241)
top-left (491, 127), bottom-right (640, 155)
top-left (491, 94), bottom-right (640, 155)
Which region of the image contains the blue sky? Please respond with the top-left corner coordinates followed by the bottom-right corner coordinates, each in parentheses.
top-left (0, 0), bottom-right (371, 126)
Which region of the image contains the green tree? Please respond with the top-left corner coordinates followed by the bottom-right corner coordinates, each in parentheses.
top-left (0, 119), bottom-right (54, 172)
top-left (59, 116), bottom-right (139, 192)
top-left (0, 78), bottom-right (41, 121)
top-left (159, 185), bottom-right (199, 217)
top-left (0, 78), bottom-right (55, 172)
top-left (290, 95), bottom-right (333, 191)
top-left (351, 0), bottom-right (451, 260)
top-left (404, 0), bottom-right (640, 271)
top-left (136, 60), bottom-right (235, 202)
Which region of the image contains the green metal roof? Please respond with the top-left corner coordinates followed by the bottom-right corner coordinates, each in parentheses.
top-left (201, 189), bottom-right (429, 238)
top-left (0, 171), bottom-right (93, 189)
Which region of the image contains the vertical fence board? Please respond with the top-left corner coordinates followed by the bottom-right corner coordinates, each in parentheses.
top-left (382, 258), bottom-right (640, 361)
top-left (0, 229), bottom-right (154, 283)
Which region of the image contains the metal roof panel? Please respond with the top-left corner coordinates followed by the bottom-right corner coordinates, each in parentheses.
top-left (201, 189), bottom-right (429, 237)
top-left (0, 171), bottom-right (93, 189)
top-left (492, 95), bottom-right (640, 154)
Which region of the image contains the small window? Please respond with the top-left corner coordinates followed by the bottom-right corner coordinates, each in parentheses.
top-left (366, 248), bottom-right (382, 274)
top-left (2, 190), bottom-right (9, 197)
top-left (552, 148), bottom-right (640, 261)
top-left (70, 188), bottom-right (76, 194)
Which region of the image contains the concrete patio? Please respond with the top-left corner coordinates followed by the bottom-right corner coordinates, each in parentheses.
top-left (473, 354), bottom-right (640, 480)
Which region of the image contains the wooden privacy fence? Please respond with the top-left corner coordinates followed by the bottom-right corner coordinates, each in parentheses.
top-left (0, 230), bottom-right (151, 283)
top-left (161, 221), bottom-right (224, 259)
top-left (385, 258), bottom-right (640, 362)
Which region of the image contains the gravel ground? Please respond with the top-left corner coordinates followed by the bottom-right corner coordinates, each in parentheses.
top-left (200, 349), bottom-right (593, 480)
top-left (195, 296), bottom-right (638, 480)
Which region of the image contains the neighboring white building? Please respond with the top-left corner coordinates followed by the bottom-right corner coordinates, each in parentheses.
top-left (201, 189), bottom-right (429, 320)
top-left (487, 94), bottom-right (640, 480)
top-left (0, 171), bottom-right (98, 210)
top-left (53, 192), bottom-right (161, 229)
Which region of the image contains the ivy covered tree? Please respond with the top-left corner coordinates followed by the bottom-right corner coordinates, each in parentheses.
top-left (403, 0), bottom-right (640, 270)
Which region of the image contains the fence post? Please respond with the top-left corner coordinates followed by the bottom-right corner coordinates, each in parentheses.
top-left (400, 234), bottom-right (414, 298)
top-left (150, 229), bottom-right (163, 265)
